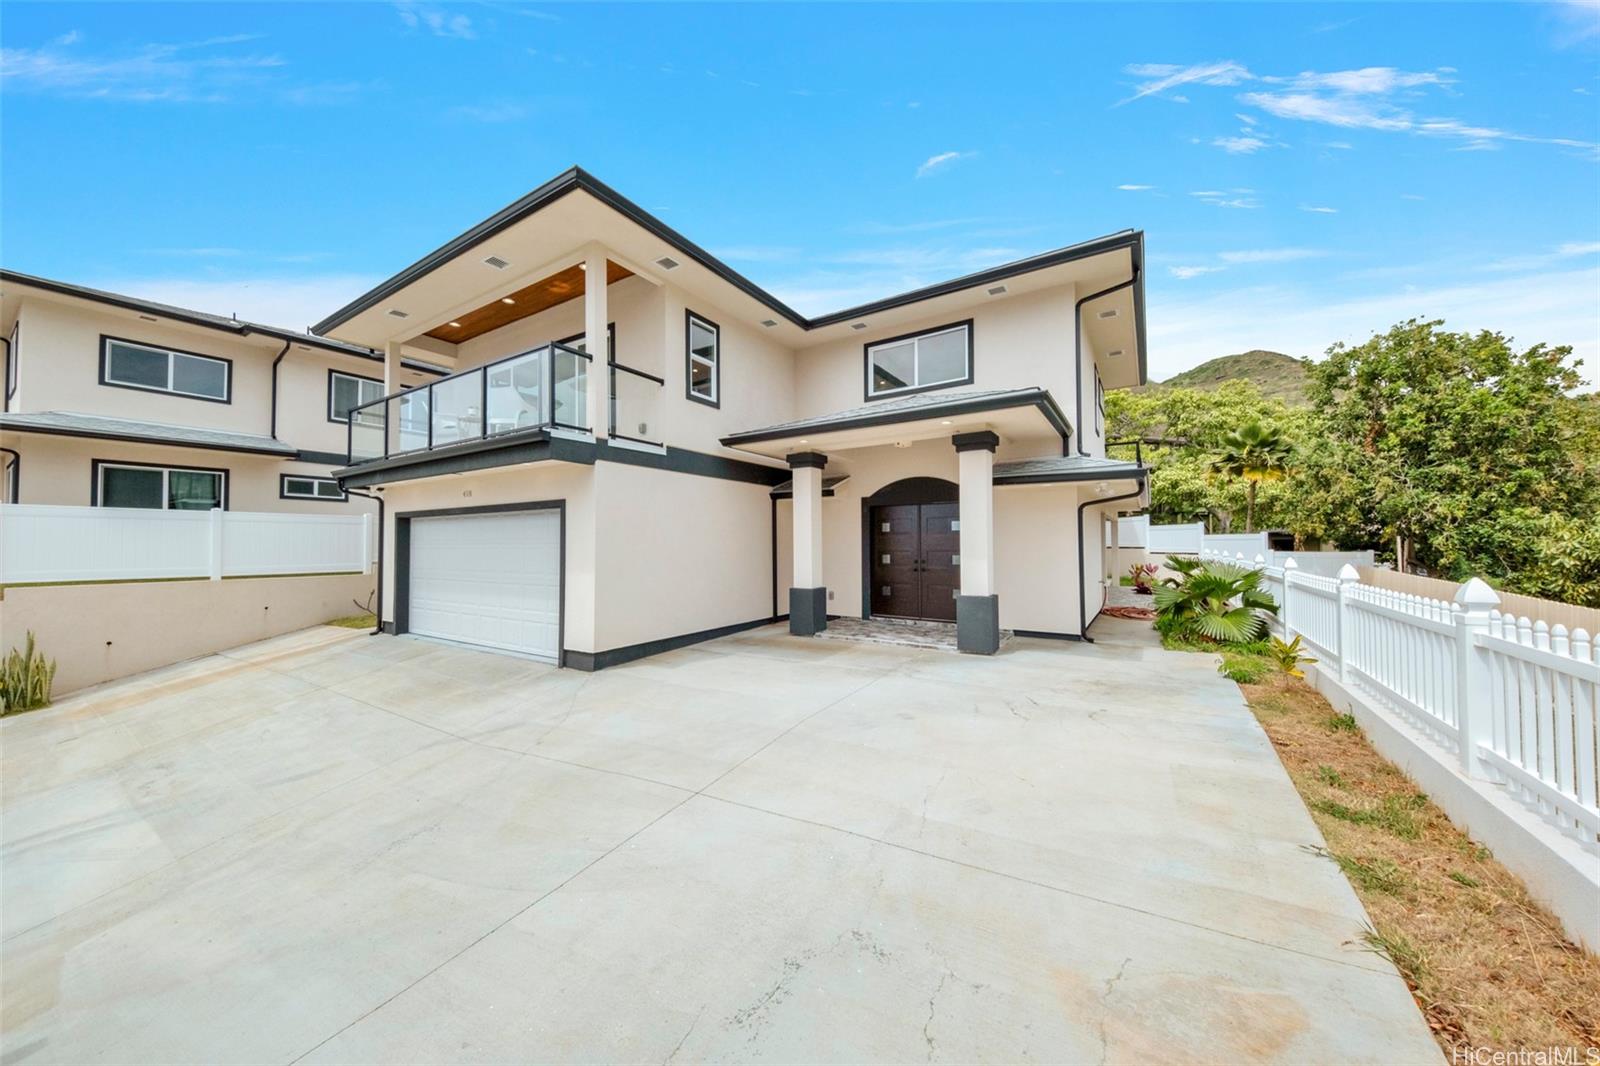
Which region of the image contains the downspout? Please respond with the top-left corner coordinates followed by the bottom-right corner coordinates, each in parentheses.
top-left (0, 446), bottom-right (18, 503)
top-left (342, 486), bottom-right (384, 636)
top-left (1073, 273), bottom-right (1137, 457)
top-left (1076, 478), bottom-right (1146, 642)
top-left (268, 339), bottom-right (291, 439)
top-left (1, 335), bottom-right (10, 412)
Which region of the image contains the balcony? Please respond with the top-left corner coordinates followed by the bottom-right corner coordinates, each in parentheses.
top-left (344, 341), bottom-right (670, 468)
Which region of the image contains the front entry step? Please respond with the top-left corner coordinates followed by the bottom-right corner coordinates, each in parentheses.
top-left (813, 616), bottom-right (1014, 653)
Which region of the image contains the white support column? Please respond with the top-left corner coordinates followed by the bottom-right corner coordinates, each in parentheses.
top-left (954, 432), bottom-right (999, 653)
top-left (583, 250), bottom-right (608, 439)
top-left (787, 452), bottom-right (827, 635)
top-left (383, 339), bottom-right (403, 395)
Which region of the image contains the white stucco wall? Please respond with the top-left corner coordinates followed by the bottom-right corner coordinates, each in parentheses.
top-left (791, 285), bottom-right (1078, 425)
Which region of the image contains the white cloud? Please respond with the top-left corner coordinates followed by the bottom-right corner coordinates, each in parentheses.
top-left (1169, 265), bottom-right (1224, 280)
top-left (1217, 248), bottom-right (1327, 264)
top-left (84, 274), bottom-right (382, 332)
top-left (1116, 184), bottom-right (1155, 191)
top-left (395, 2), bottom-right (475, 39)
top-left (1118, 60), bottom-right (1251, 104)
top-left (0, 34), bottom-right (284, 103)
top-left (1148, 266), bottom-right (1600, 385)
top-left (1286, 67), bottom-right (1450, 94)
top-left (1480, 241), bottom-right (1600, 272)
top-left (915, 150), bottom-right (976, 178)
top-left (1325, 141), bottom-right (1354, 150)
top-left (54, 30), bottom-right (81, 46)
top-left (1191, 190), bottom-right (1260, 209)
top-left (1235, 112), bottom-right (1258, 126)
top-left (1300, 204), bottom-right (1339, 214)
top-left (1212, 135), bottom-right (1268, 154)
top-left (1401, 193), bottom-right (1426, 201)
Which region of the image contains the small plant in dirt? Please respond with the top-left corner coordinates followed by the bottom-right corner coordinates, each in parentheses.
top-left (1126, 562), bottom-right (1159, 595)
top-left (1326, 711), bottom-right (1360, 733)
top-left (1, 631), bottom-right (56, 714)
top-left (1217, 650), bottom-right (1273, 683)
top-left (1153, 557), bottom-right (1278, 644)
top-left (1269, 634), bottom-right (1317, 679)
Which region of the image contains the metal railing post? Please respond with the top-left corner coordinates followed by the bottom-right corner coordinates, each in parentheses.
top-left (1454, 576), bottom-right (1501, 777)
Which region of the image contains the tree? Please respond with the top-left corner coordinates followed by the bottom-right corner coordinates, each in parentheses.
top-left (1307, 319), bottom-right (1600, 600)
top-left (1210, 420), bottom-right (1293, 532)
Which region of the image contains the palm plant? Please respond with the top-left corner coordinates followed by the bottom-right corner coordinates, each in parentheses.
top-left (1210, 420), bottom-right (1293, 533)
top-left (1152, 560), bottom-right (1279, 643)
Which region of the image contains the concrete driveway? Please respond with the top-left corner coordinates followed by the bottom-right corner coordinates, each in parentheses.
top-left (0, 620), bottom-right (1439, 1064)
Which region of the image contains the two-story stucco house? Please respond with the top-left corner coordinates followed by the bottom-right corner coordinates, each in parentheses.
top-left (319, 168), bottom-right (1147, 668)
top-left (0, 273), bottom-right (440, 515)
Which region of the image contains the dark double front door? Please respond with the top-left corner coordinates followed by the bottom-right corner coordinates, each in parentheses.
top-left (870, 502), bottom-right (960, 622)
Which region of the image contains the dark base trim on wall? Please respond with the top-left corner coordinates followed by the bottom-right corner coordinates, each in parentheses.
top-left (1011, 628), bottom-right (1084, 642)
top-left (563, 615), bottom-right (784, 672)
top-left (379, 620), bottom-right (397, 635)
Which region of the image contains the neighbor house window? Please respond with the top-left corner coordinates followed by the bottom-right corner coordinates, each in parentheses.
top-left (329, 370), bottom-right (385, 423)
top-left (280, 474), bottom-right (346, 501)
top-left (865, 320), bottom-right (972, 399)
top-left (96, 462), bottom-right (226, 510)
top-left (685, 311), bottom-right (719, 407)
top-left (101, 337), bottom-right (230, 402)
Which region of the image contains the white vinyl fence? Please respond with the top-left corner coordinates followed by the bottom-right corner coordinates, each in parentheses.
top-left (1256, 556), bottom-right (1600, 852)
top-left (0, 504), bottom-right (372, 585)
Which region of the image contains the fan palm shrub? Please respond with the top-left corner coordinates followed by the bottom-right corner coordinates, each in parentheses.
top-left (1153, 560), bottom-right (1279, 643)
top-left (1210, 420), bottom-right (1293, 533)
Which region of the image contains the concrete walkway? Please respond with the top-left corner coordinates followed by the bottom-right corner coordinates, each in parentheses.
top-left (0, 621), bottom-right (1440, 1064)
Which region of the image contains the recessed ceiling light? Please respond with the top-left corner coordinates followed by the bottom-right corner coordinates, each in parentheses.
top-left (448, 321), bottom-right (463, 328)
top-left (1097, 309), bottom-right (1119, 320)
top-left (799, 439), bottom-right (809, 444)
top-left (1107, 348), bottom-right (1125, 357)
top-left (654, 256), bottom-right (680, 270)
top-left (849, 322), bottom-right (868, 331)
top-left (500, 297), bottom-right (515, 305)
top-left (986, 285), bottom-right (1008, 296)
top-left (761, 319), bottom-right (778, 328)
top-left (483, 255), bottom-right (510, 270)
top-left (577, 262), bottom-right (587, 271)
top-left (940, 420), bottom-right (953, 425)
top-left (387, 309), bottom-right (409, 319)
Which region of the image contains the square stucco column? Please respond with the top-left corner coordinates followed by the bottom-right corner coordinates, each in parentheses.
top-left (954, 431), bottom-right (1000, 655)
top-left (788, 451), bottom-right (828, 636)
top-left (384, 340), bottom-right (404, 454)
top-left (583, 250), bottom-right (608, 438)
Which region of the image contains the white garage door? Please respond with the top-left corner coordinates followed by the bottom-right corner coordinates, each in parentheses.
top-left (407, 509), bottom-right (561, 661)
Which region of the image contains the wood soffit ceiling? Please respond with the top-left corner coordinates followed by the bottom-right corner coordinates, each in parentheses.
top-left (425, 260), bottom-right (633, 344)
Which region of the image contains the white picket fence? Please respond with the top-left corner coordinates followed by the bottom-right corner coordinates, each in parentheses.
top-left (0, 504), bottom-right (373, 584)
top-left (1250, 553), bottom-right (1600, 851)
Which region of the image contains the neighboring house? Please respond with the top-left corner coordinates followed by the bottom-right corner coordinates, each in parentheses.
top-left (0, 272), bottom-right (440, 515)
top-left (319, 167), bottom-right (1147, 668)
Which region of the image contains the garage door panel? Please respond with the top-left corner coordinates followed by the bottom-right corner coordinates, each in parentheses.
top-left (407, 510), bottom-right (560, 661)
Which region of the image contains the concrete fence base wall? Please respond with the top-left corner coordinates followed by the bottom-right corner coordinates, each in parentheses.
top-left (0, 573), bottom-right (376, 697)
top-left (1304, 661), bottom-right (1600, 953)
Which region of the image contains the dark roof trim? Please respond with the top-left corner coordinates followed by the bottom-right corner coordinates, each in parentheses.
top-left (994, 464), bottom-right (1145, 487)
top-left (0, 420), bottom-right (297, 457)
top-left (719, 387), bottom-right (1072, 448)
top-left (0, 269), bottom-right (446, 376)
top-left (310, 166), bottom-right (1145, 348)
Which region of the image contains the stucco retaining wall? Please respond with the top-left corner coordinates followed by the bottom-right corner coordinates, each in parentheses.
top-left (0, 572), bottom-right (375, 696)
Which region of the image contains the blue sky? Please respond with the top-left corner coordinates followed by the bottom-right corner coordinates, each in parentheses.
top-left (3, 2), bottom-right (1598, 382)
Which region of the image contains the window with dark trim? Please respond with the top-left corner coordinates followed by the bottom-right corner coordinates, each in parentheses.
top-left (1095, 370), bottom-right (1105, 436)
top-left (864, 320), bottom-right (973, 400)
top-left (100, 336), bottom-right (231, 402)
top-left (6, 320), bottom-right (17, 405)
top-left (280, 474), bottom-right (347, 501)
top-left (94, 461), bottom-right (227, 510)
top-left (329, 369), bottom-right (385, 423)
top-left (685, 311), bottom-right (720, 408)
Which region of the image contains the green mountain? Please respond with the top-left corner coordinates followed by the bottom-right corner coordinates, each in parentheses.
top-left (1157, 350), bottom-right (1310, 405)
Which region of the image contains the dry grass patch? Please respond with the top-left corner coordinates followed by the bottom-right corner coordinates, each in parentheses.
top-left (1239, 671), bottom-right (1600, 1055)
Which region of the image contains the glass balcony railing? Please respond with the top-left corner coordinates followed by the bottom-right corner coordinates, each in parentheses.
top-left (608, 361), bottom-right (664, 447)
top-left (346, 342), bottom-right (591, 465)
